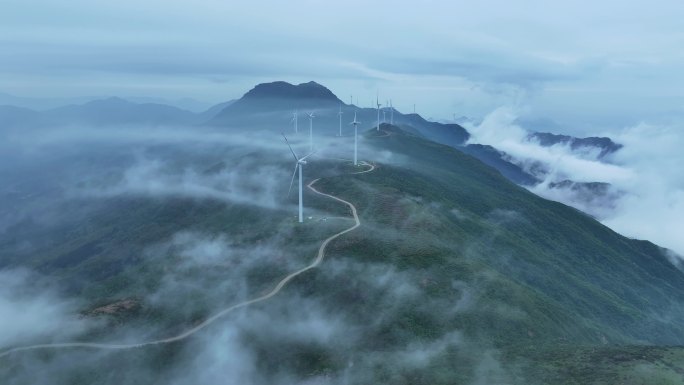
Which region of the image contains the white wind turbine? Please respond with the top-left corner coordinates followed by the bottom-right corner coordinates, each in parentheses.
top-left (291, 110), bottom-right (298, 133)
top-left (376, 94), bottom-right (382, 131)
top-left (386, 99), bottom-right (390, 123)
top-left (350, 112), bottom-right (361, 166)
top-left (390, 99), bottom-right (394, 125)
top-left (284, 134), bottom-right (315, 223)
top-left (338, 104), bottom-right (343, 136)
top-left (306, 112), bottom-right (315, 152)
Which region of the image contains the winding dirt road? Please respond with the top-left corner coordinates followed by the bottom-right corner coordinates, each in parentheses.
top-left (0, 160), bottom-right (374, 359)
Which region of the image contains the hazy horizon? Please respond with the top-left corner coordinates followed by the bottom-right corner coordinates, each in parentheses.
top-left (2, 0), bottom-right (684, 134)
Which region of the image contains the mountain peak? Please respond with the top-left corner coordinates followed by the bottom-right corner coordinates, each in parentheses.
top-left (241, 81), bottom-right (340, 102)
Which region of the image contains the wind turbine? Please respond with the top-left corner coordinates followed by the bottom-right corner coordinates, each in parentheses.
top-left (386, 99), bottom-right (389, 122)
top-left (284, 134), bottom-right (314, 223)
top-left (338, 104), bottom-right (343, 136)
top-left (306, 112), bottom-right (315, 152)
top-left (376, 94), bottom-right (382, 131)
top-left (350, 112), bottom-right (361, 166)
top-left (390, 100), bottom-right (394, 125)
top-left (291, 110), bottom-right (298, 133)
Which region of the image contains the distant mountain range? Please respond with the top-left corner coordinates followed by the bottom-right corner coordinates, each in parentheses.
top-left (0, 92), bottom-right (216, 112)
top-left (529, 132), bottom-right (623, 159)
top-left (0, 97), bottom-right (234, 129)
top-left (0, 80), bottom-right (622, 210)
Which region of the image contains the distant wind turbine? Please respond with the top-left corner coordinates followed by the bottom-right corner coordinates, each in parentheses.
top-left (338, 104), bottom-right (343, 136)
top-left (307, 112), bottom-right (315, 152)
top-left (291, 110), bottom-right (298, 133)
top-left (386, 99), bottom-right (389, 123)
top-left (376, 93), bottom-right (382, 131)
top-left (350, 112), bottom-right (361, 166)
top-left (283, 134), bottom-right (315, 223)
top-left (390, 99), bottom-right (394, 125)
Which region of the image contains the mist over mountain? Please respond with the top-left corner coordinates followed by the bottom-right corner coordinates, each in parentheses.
top-left (0, 81), bottom-right (632, 221)
top-left (0, 92), bottom-right (100, 111)
top-left (1, 79), bottom-right (684, 385)
top-left (0, 80), bottom-right (643, 232)
top-left (3, 0), bottom-right (684, 382)
top-left (0, 97), bottom-right (237, 130)
top-left (459, 144), bottom-right (539, 186)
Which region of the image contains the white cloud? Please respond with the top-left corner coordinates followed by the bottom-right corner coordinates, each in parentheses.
top-left (466, 107), bottom-right (634, 183)
top-left (0, 269), bottom-right (89, 347)
top-left (467, 108), bottom-right (684, 257)
top-left (602, 123), bottom-right (684, 256)
top-left (83, 156), bottom-right (287, 209)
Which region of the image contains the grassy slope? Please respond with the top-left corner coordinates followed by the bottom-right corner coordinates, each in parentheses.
top-left (369, 127), bottom-right (684, 343)
top-left (298, 127), bottom-right (684, 382)
top-left (3, 126), bottom-right (684, 384)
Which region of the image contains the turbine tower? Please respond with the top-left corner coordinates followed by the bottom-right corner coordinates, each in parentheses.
top-left (350, 112), bottom-right (361, 166)
top-left (338, 104), bottom-right (343, 136)
top-left (376, 93), bottom-right (382, 131)
top-left (306, 112), bottom-right (315, 152)
top-left (291, 110), bottom-right (298, 133)
top-left (284, 134), bottom-right (314, 223)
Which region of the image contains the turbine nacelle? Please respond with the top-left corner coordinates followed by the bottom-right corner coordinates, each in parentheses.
top-left (350, 111), bottom-right (361, 126)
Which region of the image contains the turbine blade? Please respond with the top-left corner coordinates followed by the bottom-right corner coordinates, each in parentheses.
top-left (282, 133), bottom-right (298, 161)
top-left (350, 112), bottom-right (359, 125)
top-left (299, 150), bottom-right (317, 162)
top-left (287, 163), bottom-right (298, 197)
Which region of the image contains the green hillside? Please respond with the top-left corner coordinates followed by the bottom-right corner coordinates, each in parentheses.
top-left (1, 125), bottom-right (684, 384)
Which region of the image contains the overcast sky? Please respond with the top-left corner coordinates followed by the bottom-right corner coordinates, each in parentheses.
top-left (2, 0), bottom-right (683, 132)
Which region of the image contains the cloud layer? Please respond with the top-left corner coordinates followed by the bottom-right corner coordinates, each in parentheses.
top-left (466, 107), bottom-right (684, 258)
